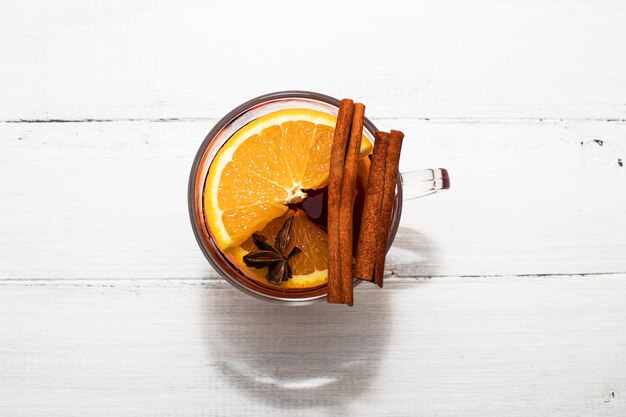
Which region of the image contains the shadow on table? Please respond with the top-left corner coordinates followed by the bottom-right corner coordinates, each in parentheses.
top-left (389, 226), bottom-right (440, 276)
top-left (202, 226), bottom-right (437, 411)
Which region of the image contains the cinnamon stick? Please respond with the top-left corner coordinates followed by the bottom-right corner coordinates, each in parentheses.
top-left (338, 103), bottom-right (365, 306)
top-left (373, 129), bottom-right (404, 287)
top-left (327, 99), bottom-right (354, 304)
top-left (354, 131), bottom-right (389, 282)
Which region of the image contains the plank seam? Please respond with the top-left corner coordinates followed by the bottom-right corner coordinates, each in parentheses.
top-left (0, 272), bottom-right (623, 287)
top-left (2, 117), bottom-right (626, 124)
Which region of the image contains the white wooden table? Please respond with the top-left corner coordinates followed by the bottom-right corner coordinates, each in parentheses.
top-left (1, 1), bottom-right (625, 415)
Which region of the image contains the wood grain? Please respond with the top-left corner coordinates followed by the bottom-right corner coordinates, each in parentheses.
top-left (0, 276), bottom-right (624, 416)
top-left (0, 121), bottom-right (624, 280)
top-left (1, 1), bottom-right (625, 120)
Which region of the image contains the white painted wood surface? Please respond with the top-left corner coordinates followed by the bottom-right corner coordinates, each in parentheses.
top-left (1, 0), bottom-right (626, 120)
top-left (1, 0), bottom-right (625, 415)
top-left (1, 277), bottom-right (625, 417)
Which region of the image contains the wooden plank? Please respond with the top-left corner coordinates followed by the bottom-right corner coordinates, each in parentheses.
top-left (0, 121), bottom-right (624, 280)
top-left (0, 276), bottom-right (624, 416)
top-left (390, 119), bottom-right (626, 277)
top-left (1, 1), bottom-right (625, 120)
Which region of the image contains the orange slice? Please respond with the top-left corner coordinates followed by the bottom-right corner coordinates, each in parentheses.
top-left (226, 210), bottom-right (328, 289)
top-left (204, 108), bottom-right (371, 252)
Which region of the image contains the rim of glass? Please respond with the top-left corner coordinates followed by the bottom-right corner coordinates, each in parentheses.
top-left (188, 90), bottom-right (403, 305)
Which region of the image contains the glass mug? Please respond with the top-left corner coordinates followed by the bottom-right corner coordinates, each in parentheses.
top-left (188, 91), bottom-right (449, 304)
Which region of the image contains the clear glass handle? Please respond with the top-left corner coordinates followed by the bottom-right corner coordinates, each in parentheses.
top-left (401, 168), bottom-right (450, 200)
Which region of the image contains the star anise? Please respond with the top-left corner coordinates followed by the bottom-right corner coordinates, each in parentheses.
top-left (242, 216), bottom-right (302, 285)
